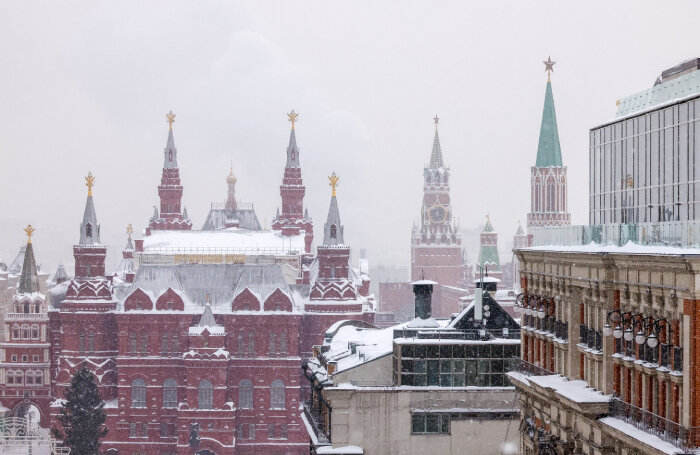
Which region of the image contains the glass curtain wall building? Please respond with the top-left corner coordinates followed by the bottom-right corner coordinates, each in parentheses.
top-left (589, 58), bottom-right (700, 225)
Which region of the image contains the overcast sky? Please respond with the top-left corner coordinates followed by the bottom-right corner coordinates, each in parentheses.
top-left (1, 1), bottom-right (699, 275)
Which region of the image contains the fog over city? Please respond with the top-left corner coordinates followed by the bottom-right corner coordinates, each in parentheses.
top-left (1, 0), bottom-right (698, 273)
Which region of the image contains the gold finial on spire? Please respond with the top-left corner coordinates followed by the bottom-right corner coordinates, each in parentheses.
top-left (328, 171), bottom-right (340, 197)
top-left (543, 56), bottom-right (556, 82)
top-left (287, 110), bottom-right (299, 130)
top-left (24, 225), bottom-right (35, 244)
top-left (85, 172), bottom-right (95, 196)
top-left (433, 115), bottom-right (440, 129)
top-left (486, 213), bottom-right (490, 223)
top-left (166, 111), bottom-right (176, 131)
top-left (126, 224), bottom-right (133, 239)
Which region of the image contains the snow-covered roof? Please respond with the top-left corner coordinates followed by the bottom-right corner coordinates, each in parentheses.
top-left (508, 372), bottom-right (611, 404)
top-left (524, 240), bottom-right (700, 256)
top-left (599, 417), bottom-right (681, 455)
top-left (317, 446), bottom-right (363, 455)
top-left (189, 303), bottom-right (225, 336)
top-left (201, 205), bottom-right (262, 231)
top-left (411, 280), bottom-right (437, 285)
top-left (323, 324), bottom-right (399, 374)
top-left (127, 263), bottom-right (296, 311)
top-left (142, 227), bottom-right (306, 254)
top-left (405, 317), bottom-right (441, 328)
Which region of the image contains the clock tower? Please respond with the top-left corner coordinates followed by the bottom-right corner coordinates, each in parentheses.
top-left (410, 117), bottom-right (467, 317)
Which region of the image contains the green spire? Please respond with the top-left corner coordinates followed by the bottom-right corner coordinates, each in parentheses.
top-left (535, 80), bottom-right (563, 167)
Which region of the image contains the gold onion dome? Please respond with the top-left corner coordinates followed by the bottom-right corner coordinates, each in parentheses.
top-left (227, 167), bottom-right (237, 184)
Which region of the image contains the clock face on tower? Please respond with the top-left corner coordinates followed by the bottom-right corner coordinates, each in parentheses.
top-left (428, 204), bottom-right (447, 223)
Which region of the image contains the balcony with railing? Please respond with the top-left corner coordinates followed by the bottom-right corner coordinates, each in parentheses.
top-left (607, 397), bottom-right (700, 451)
top-left (5, 313), bottom-right (48, 321)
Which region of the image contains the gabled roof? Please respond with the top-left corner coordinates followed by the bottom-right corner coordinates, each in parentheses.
top-left (535, 80), bottom-right (563, 167)
top-left (448, 291), bottom-right (520, 332)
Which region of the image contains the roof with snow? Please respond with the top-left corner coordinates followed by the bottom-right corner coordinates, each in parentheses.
top-left (8, 246), bottom-right (26, 275)
top-left (522, 241), bottom-right (700, 256)
top-left (189, 302), bottom-right (225, 336)
top-left (141, 227), bottom-right (305, 254)
top-left (201, 205), bottom-right (262, 231)
top-left (128, 263), bottom-right (296, 310)
top-left (613, 58), bottom-right (700, 119)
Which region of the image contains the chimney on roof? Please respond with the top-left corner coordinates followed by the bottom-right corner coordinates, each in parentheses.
top-left (412, 280), bottom-right (436, 319)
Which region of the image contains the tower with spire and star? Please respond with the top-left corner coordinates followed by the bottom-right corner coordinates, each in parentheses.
top-left (527, 57), bottom-right (571, 230)
top-left (272, 110), bottom-right (314, 253)
top-left (148, 111), bottom-right (193, 232)
top-left (0, 225), bottom-right (53, 426)
top-left (409, 117), bottom-right (468, 318)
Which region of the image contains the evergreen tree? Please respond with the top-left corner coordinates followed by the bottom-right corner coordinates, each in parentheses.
top-left (53, 366), bottom-right (108, 455)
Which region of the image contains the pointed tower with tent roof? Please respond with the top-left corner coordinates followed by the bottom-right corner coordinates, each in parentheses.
top-left (527, 57), bottom-right (571, 230)
top-left (148, 111), bottom-right (193, 232)
top-left (114, 224), bottom-right (136, 283)
top-left (50, 173), bottom-right (118, 413)
top-left (512, 222), bottom-right (529, 291)
top-left (476, 214), bottom-right (503, 285)
top-left (0, 226), bottom-right (52, 426)
top-left (303, 172), bottom-right (375, 356)
top-left (272, 111), bottom-right (314, 253)
top-left (409, 116), bottom-right (468, 318)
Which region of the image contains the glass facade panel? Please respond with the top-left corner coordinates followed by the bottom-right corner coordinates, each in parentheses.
top-left (590, 97), bottom-right (700, 224)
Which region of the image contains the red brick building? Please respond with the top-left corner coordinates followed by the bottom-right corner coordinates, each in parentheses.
top-left (379, 118), bottom-right (472, 321)
top-left (0, 226), bottom-right (52, 427)
top-left (42, 113), bottom-right (375, 455)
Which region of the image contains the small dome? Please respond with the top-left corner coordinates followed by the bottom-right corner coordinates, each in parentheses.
top-left (226, 167), bottom-right (237, 184)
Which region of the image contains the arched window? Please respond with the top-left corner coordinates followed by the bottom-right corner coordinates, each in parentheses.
top-left (7, 371), bottom-right (14, 385)
top-left (198, 380), bottom-right (213, 410)
top-left (279, 332), bottom-right (287, 355)
top-left (31, 324), bottom-right (39, 340)
top-left (169, 149), bottom-right (173, 161)
top-left (26, 372), bottom-right (34, 385)
top-left (547, 181), bottom-right (555, 212)
top-left (21, 324), bottom-right (30, 340)
top-left (23, 301), bottom-right (29, 313)
top-left (86, 223), bottom-right (92, 238)
top-left (34, 371), bottom-right (42, 385)
top-left (131, 378), bottom-right (146, 408)
top-left (79, 333), bottom-right (85, 354)
top-left (269, 334), bottom-right (276, 356)
top-left (163, 378), bottom-right (178, 408)
top-left (247, 332), bottom-right (255, 356)
top-left (15, 370), bottom-right (24, 385)
top-left (12, 325), bottom-right (20, 340)
top-left (239, 379), bottom-right (253, 409)
top-left (238, 332), bottom-right (245, 357)
top-left (270, 380), bottom-right (285, 409)
top-left (330, 224), bottom-right (337, 239)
